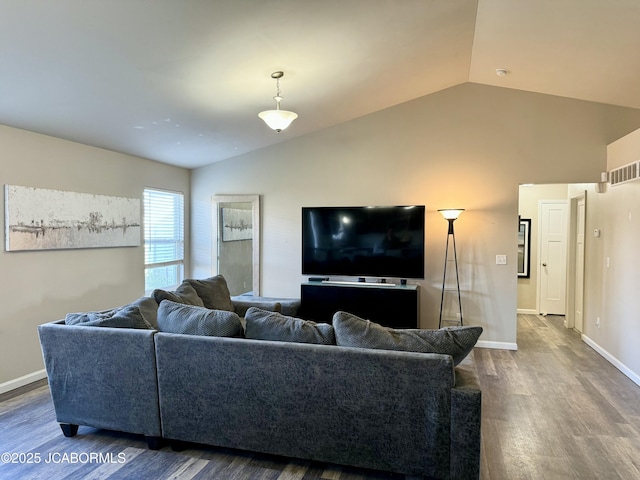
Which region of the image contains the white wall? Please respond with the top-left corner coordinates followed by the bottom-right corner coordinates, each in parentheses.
top-left (0, 125), bottom-right (190, 391)
top-left (192, 83), bottom-right (640, 350)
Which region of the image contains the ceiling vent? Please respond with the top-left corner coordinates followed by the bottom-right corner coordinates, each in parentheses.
top-left (609, 161), bottom-right (640, 186)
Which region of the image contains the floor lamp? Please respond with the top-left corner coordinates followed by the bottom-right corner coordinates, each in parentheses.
top-left (438, 209), bottom-right (464, 328)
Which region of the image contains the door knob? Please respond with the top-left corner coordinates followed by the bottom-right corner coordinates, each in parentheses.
top-left (542, 263), bottom-right (547, 267)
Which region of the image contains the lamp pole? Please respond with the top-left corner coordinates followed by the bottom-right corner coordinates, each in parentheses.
top-left (438, 209), bottom-right (464, 328)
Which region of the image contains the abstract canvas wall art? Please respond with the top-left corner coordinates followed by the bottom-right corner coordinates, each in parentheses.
top-left (5, 185), bottom-right (141, 251)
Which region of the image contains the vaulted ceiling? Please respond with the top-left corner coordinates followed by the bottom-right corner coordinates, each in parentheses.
top-left (1, 0), bottom-right (639, 168)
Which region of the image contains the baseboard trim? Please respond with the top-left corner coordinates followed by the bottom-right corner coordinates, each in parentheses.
top-left (0, 369), bottom-right (47, 395)
top-left (476, 340), bottom-right (518, 351)
top-left (517, 308), bottom-right (537, 315)
top-left (581, 335), bottom-right (640, 387)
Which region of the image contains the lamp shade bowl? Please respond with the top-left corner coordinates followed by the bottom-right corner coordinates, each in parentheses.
top-left (438, 209), bottom-right (465, 221)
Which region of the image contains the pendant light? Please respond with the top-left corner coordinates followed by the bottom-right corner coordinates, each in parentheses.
top-left (258, 71), bottom-right (298, 132)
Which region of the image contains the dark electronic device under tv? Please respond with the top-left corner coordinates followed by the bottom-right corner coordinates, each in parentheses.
top-left (302, 205), bottom-right (425, 279)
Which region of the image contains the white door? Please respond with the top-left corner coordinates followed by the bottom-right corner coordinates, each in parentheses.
top-left (573, 196), bottom-right (586, 331)
top-left (539, 201), bottom-right (568, 315)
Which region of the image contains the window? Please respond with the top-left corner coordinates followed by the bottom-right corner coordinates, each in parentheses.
top-left (143, 188), bottom-right (184, 294)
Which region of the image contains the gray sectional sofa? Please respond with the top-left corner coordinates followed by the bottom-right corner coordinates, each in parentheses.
top-left (38, 276), bottom-right (482, 480)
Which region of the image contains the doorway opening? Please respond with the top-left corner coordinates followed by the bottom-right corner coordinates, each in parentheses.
top-left (517, 183), bottom-right (592, 333)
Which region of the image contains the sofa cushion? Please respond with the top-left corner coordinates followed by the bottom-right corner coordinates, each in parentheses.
top-left (65, 304), bottom-right (152, 329)
top-left (157, 300), bottom-right (243, 337)
top-left (244, 307), bottom-right (335, 345)
top-left (333, 311), bottom-right (482, 365)
top-left (184, 275), bottom-right (235, 312)
top-left (152, 281), bottom-right (204, 307)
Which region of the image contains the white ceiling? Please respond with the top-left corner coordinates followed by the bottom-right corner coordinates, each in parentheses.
top-left (1, 0), bottom-right (639, 169)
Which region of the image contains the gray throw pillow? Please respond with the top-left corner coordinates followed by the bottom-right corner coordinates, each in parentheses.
top-left (131, 296), bottom-right (160, 329)
top-left (157, 300), bottom-right (243, 337)
top-left (152, 281), bottom-right (204, 307)
top-left (65, 304), bottom-right (152, 329)
top-left (245, 307), bottom-right (335, 345)
top-left (333, 311), bottom-right (482, 365)
top-left (184, 275), bottom-right (235, 312)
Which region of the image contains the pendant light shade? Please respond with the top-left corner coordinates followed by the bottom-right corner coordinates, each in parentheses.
top-left (258, 109), bottom-right (298, 132)
top-left (258, 71), bottom-right (298, 132)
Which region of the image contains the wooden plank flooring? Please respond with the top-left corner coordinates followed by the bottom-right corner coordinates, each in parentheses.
top-left (478, 315), bottom-right (640, 480)
top-left (1, 314), bottom-right (639, 479)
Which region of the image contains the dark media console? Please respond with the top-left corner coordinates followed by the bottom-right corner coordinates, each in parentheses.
top-left (299, 281), bottom-right (419, 329)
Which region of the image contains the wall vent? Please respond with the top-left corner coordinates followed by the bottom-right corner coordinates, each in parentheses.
top-left (609, 161), bottom-right (640, 186)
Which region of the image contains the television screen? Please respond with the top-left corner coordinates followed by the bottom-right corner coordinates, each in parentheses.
top-left (302, 205), bottom-right (425, 279)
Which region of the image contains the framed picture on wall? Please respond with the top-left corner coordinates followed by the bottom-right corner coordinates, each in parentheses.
top-left (221, 207), bottom-right (253, 241)
top-left (5, 184), bottom-right (141, 251)
top-left (518, 218), bottom-right (531, 278)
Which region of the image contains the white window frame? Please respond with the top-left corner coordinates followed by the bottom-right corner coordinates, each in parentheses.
top-left (143, 188), bottom-right (184, 294)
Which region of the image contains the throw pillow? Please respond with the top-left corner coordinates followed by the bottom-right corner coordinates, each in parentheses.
top-left (131, 296), bottom-right (160, 330)
top-left (244, 307), bottom-right (335, 345)
top-left (184, 275), bottom-right (235, 312)
top-left (157, 300), bottom-right (243, 337)
top-left (332, 311), bottom-right (482, 365)
top-left (152, 281), bottom-right (204, 307)
top-left (65, 304), bottom-right (152, 329)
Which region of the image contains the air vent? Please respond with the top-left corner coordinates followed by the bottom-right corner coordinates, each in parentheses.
top-left (609, 161), bottom-right (640, 186)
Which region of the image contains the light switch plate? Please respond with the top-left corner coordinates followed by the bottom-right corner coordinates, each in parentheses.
top-left (496, 255), bottom-right (507, 265)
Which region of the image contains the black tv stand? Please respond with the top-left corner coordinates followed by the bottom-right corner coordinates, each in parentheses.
top-left (300, 281), bottom-right (419, 329)
top-left (320, 280), bottom-right (397, 287)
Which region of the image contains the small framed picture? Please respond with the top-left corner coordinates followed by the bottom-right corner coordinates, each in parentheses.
top-left (518, 218), bottom-right (531, 278)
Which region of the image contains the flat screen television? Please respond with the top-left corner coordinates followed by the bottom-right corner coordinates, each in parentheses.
top-left (302, 205), bottom-right (425, 279)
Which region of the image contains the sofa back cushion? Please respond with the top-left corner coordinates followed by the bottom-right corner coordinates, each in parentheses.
top-left (244, 307), bottom-right (335, 345)
top-left (157, 300), bottom-right (243, 337)
top-left (184, 275), bottom-right (235, 312)
top-left (333, 311), bottom-right (482, 365)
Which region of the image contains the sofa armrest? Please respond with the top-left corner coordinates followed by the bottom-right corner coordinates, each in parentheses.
top-left (232, 298), bottom-right (281, 317)
top-left (231, 295), bottom-right (301, 316)
top-left (38, 320), bottom-right (161, 437)
top-left (450, 362), bottom-right (482, 480)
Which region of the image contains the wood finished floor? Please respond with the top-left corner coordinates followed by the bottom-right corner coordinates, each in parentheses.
top-left (1, 314), bottom-right (639, 479)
